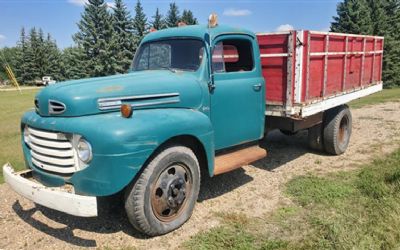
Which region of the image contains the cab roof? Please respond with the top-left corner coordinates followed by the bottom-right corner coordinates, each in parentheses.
top-left (142, 24), bottom-right (256, 44)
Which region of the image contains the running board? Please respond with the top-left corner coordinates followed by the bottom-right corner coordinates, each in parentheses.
top-left (214, 146), bottom-right (267, 175)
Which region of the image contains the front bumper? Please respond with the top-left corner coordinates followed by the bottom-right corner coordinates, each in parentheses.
top-left (3, 163), bottom-right (97, 217)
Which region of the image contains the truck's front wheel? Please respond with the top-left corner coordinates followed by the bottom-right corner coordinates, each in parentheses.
top-left (323, 105), bottom-right (352, 155)
top-left (125, 146), bottom-right (200, 236)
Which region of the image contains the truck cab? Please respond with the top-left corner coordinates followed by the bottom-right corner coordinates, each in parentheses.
top-left (4, 19), bottom-right (267, 236)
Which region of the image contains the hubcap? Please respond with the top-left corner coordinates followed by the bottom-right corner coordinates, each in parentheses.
top-left (151, 164), bottom-right (192, 222)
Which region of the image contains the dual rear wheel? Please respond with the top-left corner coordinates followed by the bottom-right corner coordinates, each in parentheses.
top-left (308, 105), bottom-right (352, 155)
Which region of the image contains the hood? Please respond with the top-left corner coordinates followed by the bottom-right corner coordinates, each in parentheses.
top-left (35, 71), bottom-right (204, 117)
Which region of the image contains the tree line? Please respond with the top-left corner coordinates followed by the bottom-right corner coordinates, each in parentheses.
top-left (331, 0), bottom-right (400, 87)
top-left (0, 0), bottom-right (198, 85)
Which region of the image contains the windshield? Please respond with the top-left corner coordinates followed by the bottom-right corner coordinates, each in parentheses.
top-left (132, 39), bottom-right (205, 72)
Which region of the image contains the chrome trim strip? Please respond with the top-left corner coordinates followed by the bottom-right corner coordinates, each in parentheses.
top-left (98, 92), bottom-right (180, 103)
top-left (98, 92), bottom-right (180, 110)
top-left (99, 99), bottom-right (181, 111)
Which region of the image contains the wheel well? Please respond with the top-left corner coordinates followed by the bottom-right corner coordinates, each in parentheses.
top-left (161, 135), bottom-right (209, 176)
top-left (123, 135), bottom-right (210, 196)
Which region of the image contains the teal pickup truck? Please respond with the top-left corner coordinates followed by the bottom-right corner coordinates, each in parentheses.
top-left (3, 15), bottom-right (383, 236)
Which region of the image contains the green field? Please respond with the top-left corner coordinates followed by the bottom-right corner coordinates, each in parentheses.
top-left (0, 88), bottom-right (398, 184)
top-left (349, 87), bottom-right (400, 108)
top-left (0, 89), bottom-right (38, 183)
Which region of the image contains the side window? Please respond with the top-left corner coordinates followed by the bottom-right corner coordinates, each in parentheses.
top-left (212, 38), bottom-right (254, 73)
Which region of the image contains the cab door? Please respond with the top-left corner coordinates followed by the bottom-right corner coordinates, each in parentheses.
top-left (210, 34), bottom-right (265, 150)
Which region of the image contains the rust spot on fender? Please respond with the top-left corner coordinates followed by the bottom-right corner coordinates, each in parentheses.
top-left (97, 85), bottom-right (124, 93)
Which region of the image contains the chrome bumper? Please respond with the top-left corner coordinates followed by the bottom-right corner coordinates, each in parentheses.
top-left (2, 163), bottom-right (97, 217)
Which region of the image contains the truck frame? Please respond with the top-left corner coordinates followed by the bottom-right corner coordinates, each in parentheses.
top-left (3, 15), bottom-right (384, 236)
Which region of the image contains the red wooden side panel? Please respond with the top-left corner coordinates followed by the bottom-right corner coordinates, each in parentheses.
top-left (302, 32), bottom-right (384, 103)
top-left (258, 31), bottom-right (384, 106)
top-left (257, 33), bottom-right (290, 104)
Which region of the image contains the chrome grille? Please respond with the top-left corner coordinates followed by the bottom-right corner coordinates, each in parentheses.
top-left (48, 100), bottom-right (66, 115)
top-left (26, 126), bottom-right (77, 174)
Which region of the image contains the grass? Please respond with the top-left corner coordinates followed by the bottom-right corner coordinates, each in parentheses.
top-left (0, 89), bottom-right (38, 183)
top-left (184, 146), bottom-right (400, 250)
top-left (349, 88), bottom-right (400, 108)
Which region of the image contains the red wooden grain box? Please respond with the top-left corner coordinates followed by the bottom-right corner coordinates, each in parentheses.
top-left (257, 30), bottom-right (384, 118)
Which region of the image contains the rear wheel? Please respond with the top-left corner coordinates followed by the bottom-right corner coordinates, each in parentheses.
top-left (307, 123), bottom-right (324, 151)
top-left (125, 146), bottom-right (200, 236)
top-left (323, 105), bottom-right (352, 155)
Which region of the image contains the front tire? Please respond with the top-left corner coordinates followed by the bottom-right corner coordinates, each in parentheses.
top-left (125, 146), bottom-right (200, 236)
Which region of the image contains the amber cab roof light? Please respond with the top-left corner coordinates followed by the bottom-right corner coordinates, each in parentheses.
top-left (208, 13), bottom-right (218, 28)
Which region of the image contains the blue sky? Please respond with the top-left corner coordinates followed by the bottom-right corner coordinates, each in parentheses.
top-left (0, 0), bottom-right (340, 48)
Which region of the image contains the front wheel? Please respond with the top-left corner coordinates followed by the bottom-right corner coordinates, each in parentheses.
top-left (125, 146), bottom-right (200, 236)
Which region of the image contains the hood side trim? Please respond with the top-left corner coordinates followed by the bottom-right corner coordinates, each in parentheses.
top-left (98, 92), bottom-right (180, 111)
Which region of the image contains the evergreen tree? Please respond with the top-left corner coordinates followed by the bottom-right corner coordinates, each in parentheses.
top-left (15, 28), bottom-right (29, 84)
top-left (166, 2), bottom-right (180, 27)
top-left (151, 8), bottom-right (165, 30)
top-left (331, 0), bottom-right (373, 34)
top-left (44, 33), bottom-right (63, 81)
top-left (73, 0), bottom-right (118, 77)
top-left (332, 0), bottom-right (400, 87)
top-left (27, 27), bottom-right (41, 82)
top-left (381, 0), bottom-right (400, 87)
top-left (61, 46), bottom-right (89, 80)
top-left (367, 0), bottom-right (387, 36)
top-left (181, 10), bottom-right (197, 25)
top-left (112, 0), bottom-right (136, 73)
top-left (133, 0), bottom-right (147, 38)
top-left (36, 28), bottom-right (48, 79)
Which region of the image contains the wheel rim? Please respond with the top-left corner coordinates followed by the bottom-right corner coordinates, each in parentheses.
top-left (151, 163), bottom-right (192, 222)
top-left (338, 115), bottom-right (349, 147)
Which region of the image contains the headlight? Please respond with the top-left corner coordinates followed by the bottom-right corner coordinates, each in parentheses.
top-left (23, 125), bottom-right (30, 144)
top-left (77, 138), bottom-right (92, 164)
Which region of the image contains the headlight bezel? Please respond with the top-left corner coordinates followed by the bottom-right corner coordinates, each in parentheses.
top-left (76, 137), bottom-right (93, 164)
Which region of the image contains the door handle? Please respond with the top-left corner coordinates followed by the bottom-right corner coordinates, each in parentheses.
top-left (253, 83), bottom-right (262, 91)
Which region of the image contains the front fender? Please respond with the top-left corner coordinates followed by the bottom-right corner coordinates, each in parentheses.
top-left (22, 109), bottom-right (214, 196)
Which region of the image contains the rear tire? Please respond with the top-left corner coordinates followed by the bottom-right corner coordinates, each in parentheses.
top-left (308, 123), bottom-right (324, 151)
top-left (323, 105), bottom-right (352, 155)
top-left (125, 146), bottom-right (200, 236)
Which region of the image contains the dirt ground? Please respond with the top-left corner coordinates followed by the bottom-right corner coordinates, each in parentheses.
top-left (1, 102), bottom-right (399, 250)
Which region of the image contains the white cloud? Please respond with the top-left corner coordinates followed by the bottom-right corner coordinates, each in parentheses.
top-left (275, 24), bottom-right (294, 32)
top-left (68, 0), bottom-right (88, 6)
top-left (223, 8), bottom-right (252, 17)
top-left (0, 34), bottom-right (6, 43)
